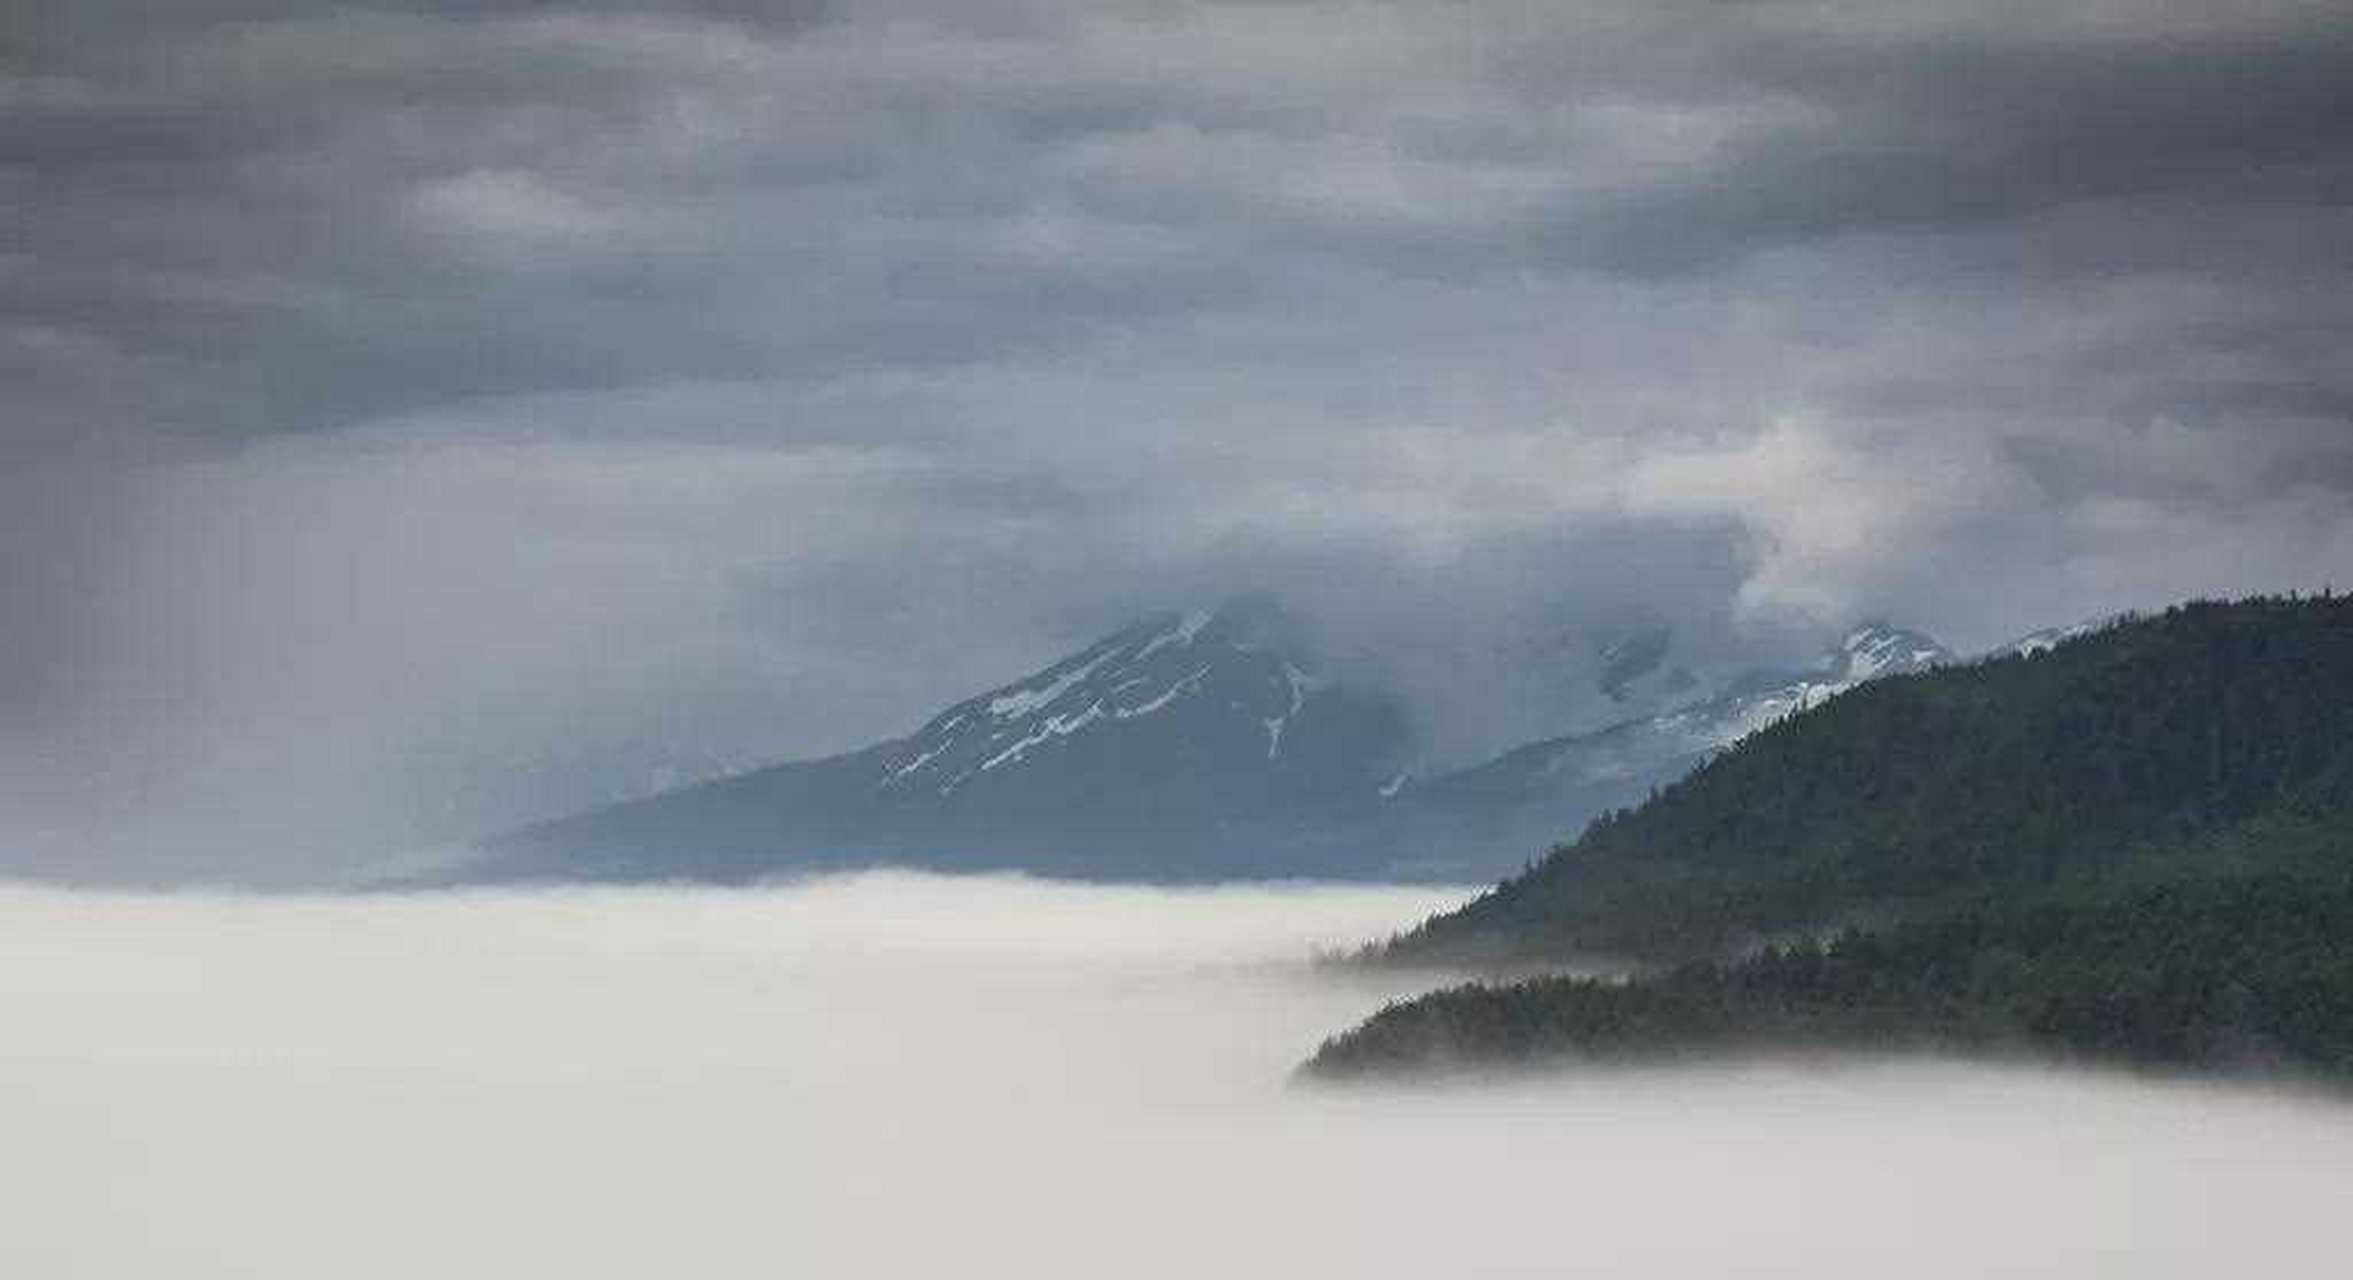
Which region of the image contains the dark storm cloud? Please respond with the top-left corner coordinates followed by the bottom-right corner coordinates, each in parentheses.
top-left (5, 0), bottom-right (2351, 878)
top-left (1546, 23), bottom-right (2353, 275)
top-left (11, 1), bottom-right (2348, 442)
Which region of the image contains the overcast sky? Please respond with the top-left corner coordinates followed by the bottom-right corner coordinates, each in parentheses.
top-left (6, 0), bottom-right (2352, 879)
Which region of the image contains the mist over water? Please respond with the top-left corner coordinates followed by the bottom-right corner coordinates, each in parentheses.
top-left (7, 873), bottom-right (2349, 1278)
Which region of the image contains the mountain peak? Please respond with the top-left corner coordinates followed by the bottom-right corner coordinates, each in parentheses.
top-left (872, 599), bottom-right (1374, 798)
top-left (1829, 621), bottom-right (1952, 681)
top-left (1192, 593), bottom-right (1300, 653)
top-left (470, 595), bottom-right (1413, 883)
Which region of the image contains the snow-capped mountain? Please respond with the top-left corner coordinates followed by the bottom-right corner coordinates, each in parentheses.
top-left (1434, 622), bottom-right (1952, 789)
top-left (465, 599), bottom-right (1411, 882)
top-left (464, 606), bottom-right (1996, 885)
top-left (1385, 623), bottom-right (1956, 876)
top-left (869, 598), bottom-right (1392, 805)
top-left (1684, 621), bottom-right (1954, 745)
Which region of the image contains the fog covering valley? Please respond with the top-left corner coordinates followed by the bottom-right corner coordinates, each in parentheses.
top-left (7, 872), bottom-right (2350, 1278)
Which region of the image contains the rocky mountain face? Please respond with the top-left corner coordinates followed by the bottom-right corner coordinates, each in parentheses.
top-left (867, 598), bottom-right (1405, 814)
top-left (468, 600), bottom-right (1414, 882)
top-left (465, 603), bottom-right (1970, 884)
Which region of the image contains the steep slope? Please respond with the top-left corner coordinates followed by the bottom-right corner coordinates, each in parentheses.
top-left (1381, 596), bottom-right (2353, 966)
top-left (864, 596), bottom-right (1396, 815)
top-left (466, 599), bottom-right (1414, 882)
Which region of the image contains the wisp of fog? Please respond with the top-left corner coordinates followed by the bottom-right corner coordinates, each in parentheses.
top-left (5, 873), bottom-right (2349, 1277)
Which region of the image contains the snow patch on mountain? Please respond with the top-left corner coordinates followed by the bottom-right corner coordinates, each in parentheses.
top-left (1134, 609), bottom-right (1213, 663)
top-left (985, 644), bottom-right (1125, 720)
top-left (975, 699), bottom-right (1107, 775)
top-left (1438, 622), bottom-right (1958, 803)
top-left (1262, 661), bottom-right (1320, 759)
top-left (1116, 664), bottom-right (1214, 720)
top-left (2002, 613), bottom-right (2134, 658)
top-left (868, 602), bottom-right (1363, 797)
top-left (1836, 622), bottom-right (1951, 681)
top-left (1674, 623), bottom-right (1954, 754)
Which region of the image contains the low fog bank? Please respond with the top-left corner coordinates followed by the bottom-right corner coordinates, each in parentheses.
top-left (6, 874), bottom-right (2349, 1278)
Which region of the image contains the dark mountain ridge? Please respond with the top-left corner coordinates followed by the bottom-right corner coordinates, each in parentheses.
top-left (1380, 595), bottom-right (2353, 968)
top-left (1307, 595), bottom-right (2353, 1083)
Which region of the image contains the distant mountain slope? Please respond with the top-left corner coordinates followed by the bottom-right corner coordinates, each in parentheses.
top-left (465, 599), bottom-right (1415, 882)
top-left (865, 596), bottom-right (1395, 811)
top-left (463, 602), bottom-right (1975, 884)
top-left (1387, 623), bottom-right (1954, 877)
top-left (1377, 596), bottom-right (2353, 967)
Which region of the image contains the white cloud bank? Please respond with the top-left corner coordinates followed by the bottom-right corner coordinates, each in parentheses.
top-left (4, 873), bottom-right (2350, 1278)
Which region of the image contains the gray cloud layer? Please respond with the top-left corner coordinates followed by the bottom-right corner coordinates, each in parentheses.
top-left (6, 1), bottom-right (2351, 878)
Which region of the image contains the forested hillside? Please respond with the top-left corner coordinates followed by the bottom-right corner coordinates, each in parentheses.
top-left (1379, 596), bottom-right (2353, 968)
top-left (1308, 596), bottom-right (2353, 1082)
top-left (1307, 856), bottom-right (2353, 1080)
